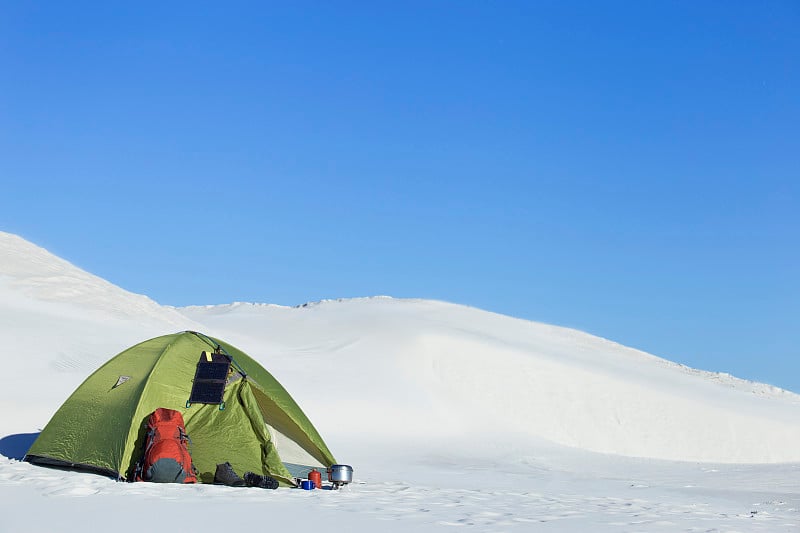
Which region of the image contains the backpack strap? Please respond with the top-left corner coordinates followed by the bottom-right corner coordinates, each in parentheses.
top-left (133, 425), bottom-right (157, 481)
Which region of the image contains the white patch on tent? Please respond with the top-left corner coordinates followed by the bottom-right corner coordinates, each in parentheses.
top-left (113, 376), bottom-right (131, 389)
top-left (265, 422), bottom-right (325, 469)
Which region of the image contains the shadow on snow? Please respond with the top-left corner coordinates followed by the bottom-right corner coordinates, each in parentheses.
top-left (0, 433), bottom-right (40, 460)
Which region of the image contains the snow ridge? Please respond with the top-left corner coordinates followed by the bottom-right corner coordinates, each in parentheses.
top-left (0, 231), bottom-right (193, 327)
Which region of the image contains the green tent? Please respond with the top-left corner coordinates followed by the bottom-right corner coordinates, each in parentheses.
top-left (25, 331), bottom-right (336, 485)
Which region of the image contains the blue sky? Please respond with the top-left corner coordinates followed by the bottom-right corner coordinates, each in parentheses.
top-left (1, 2), bottom-right (798, 391)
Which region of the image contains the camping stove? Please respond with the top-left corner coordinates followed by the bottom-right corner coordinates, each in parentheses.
top-left (327, 464), bottom-right (353, 489)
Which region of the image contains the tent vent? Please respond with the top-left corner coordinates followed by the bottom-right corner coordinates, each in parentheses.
top-left (113, 376), bottom-right (131, 389)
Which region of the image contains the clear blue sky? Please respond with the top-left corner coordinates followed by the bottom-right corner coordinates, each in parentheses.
top-left (1, 2), bottom-right (798, 391)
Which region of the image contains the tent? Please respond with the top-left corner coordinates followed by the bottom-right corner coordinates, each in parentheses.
top-left (25, 331), bottom-right (336, 485)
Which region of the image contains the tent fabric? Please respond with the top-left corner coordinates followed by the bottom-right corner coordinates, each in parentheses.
top-left (25, 331), bottom-right (336, 485)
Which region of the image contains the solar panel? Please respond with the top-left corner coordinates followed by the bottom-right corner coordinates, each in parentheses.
top-left (189, 381), bottom-right (227, 404)
top-left (195, 362), bottom-right (230, 381)
top-left (188, 350), bottom-right (231, 406)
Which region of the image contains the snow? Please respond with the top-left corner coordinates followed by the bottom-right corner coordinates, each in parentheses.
top-left (1, 230), bottom-right (798, 531)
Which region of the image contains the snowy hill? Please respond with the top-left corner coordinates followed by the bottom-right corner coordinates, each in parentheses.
top-left (178, 298), bottom-right (800, 464)
top-left (0, 231), bottom-right (200, 432)
top-left (0, 232), bottom-right (194, 327)
top-left (2, 230), bottom-right (799, 462)
top-left (1, 231), bottom-right (799, 531)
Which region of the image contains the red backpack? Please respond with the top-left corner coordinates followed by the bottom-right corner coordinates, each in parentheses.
top-left (135, 408), bottom-right (197, 483)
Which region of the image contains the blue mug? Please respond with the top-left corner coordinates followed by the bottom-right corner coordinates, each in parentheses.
top-left (301, 480), bottom-right (315, 490)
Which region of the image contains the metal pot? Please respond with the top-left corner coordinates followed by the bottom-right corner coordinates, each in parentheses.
top-left (327, 464), bottom-right (353, 485)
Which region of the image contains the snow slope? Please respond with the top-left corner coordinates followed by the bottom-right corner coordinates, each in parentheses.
top-left (0, 232), bottom-right (192, 326)
top-left (1, 231), bottom-right (799, 532)
top-left (178, 298), bottom-right (800, 464)
top-left (0, 232), bottom-right (200, 433)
